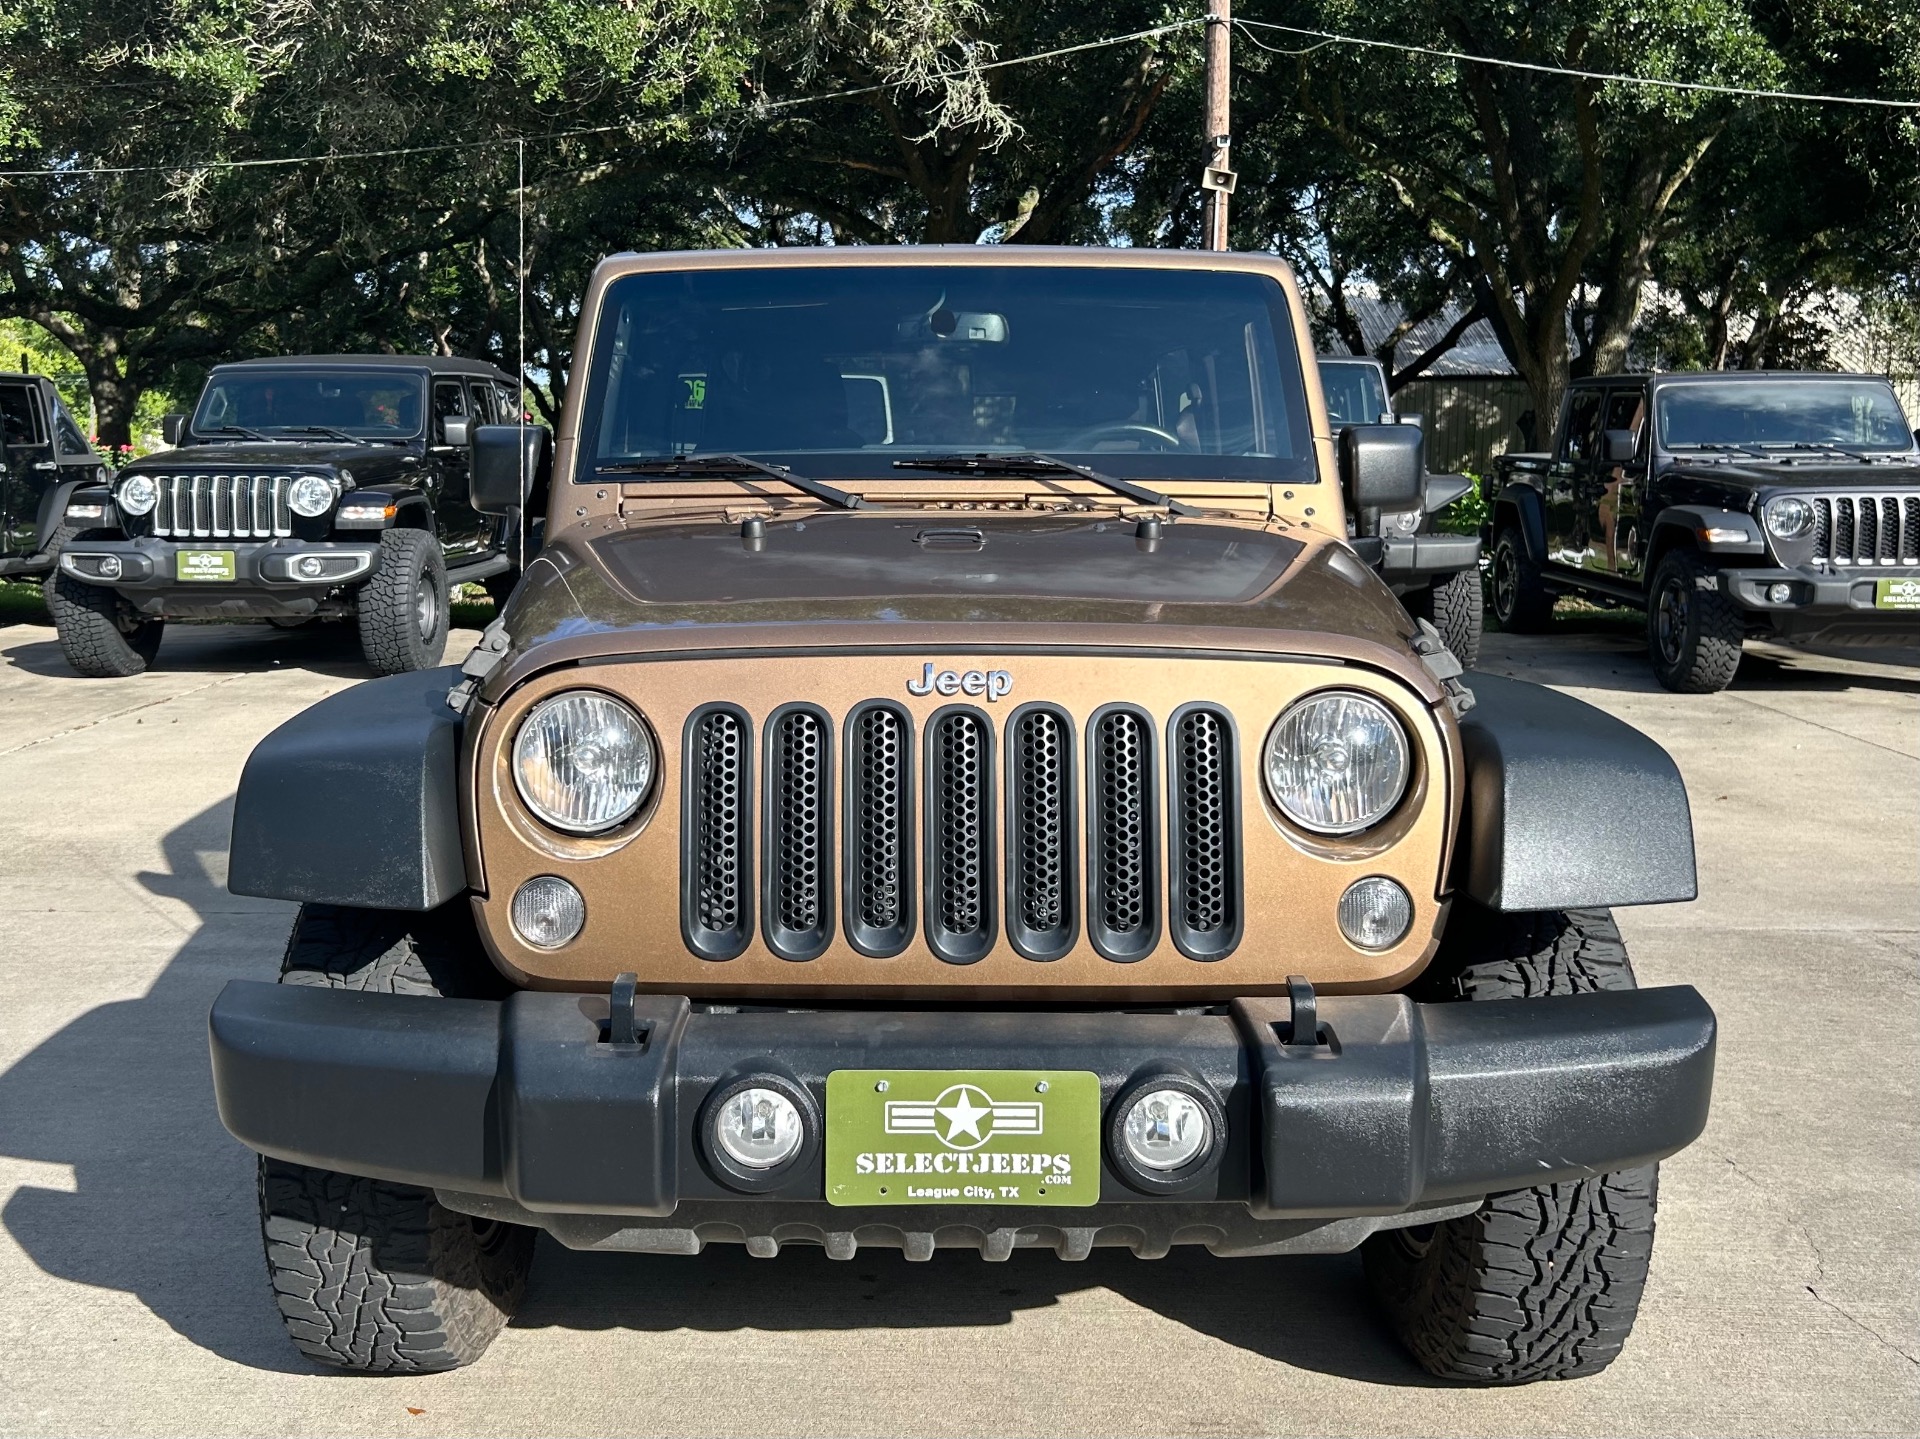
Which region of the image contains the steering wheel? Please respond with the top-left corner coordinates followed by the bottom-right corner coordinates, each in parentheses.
top-left (1061, 422), bottom-right (1187, 452)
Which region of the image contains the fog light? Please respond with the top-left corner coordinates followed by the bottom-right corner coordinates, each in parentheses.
top-left (297, 555), bottom-right (326, 578)
top-left (510, 875), bottom-right (585, 949)
top-left (712, 1087), bottom-right (804, 1171)
top-left (1120, 1089), bottom-right (1211, 1173)
top-left (1338, 876), bottom-right (1413, 950)
top-left (1767, 582), bottom-right (1793, 604)
top-left (97, 555), bottom-right (122, 580)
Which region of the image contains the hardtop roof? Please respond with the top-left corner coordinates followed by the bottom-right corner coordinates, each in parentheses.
top-left (213, 354), bottom-right (514, 382)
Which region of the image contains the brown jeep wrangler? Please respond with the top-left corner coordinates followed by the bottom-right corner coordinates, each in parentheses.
top-left (209, 248), bottom-right (1714, 1381)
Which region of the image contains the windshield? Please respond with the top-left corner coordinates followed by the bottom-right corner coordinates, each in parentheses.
top-left (192, 368), bottom-right (426, 440)
top-left (578, 264), bottom-right (1315, 483)
top-left (1319, 359), bottom-right (1390, 426)
top-left (1657, 380), bottom-right (1915, 452)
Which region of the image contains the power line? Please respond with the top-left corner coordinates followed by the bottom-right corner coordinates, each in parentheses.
top-left (1234, 18), bottom-right (1920, 109)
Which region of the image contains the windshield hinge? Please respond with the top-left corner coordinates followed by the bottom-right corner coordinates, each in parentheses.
top-left (1410, 618), bottom-right (1476, 716)
top-left (447, 616), bottom-right (513, 715)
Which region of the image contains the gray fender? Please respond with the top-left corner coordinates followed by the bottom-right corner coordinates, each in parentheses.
top-left (1651, 503), bottom-right (1765, 557)
top-left (227, 666), bottom-right (465, 911)
top-left (1456, 674), bottom-right (1696, 911)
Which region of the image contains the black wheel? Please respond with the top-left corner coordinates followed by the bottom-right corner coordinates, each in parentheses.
top-left (1406, 566), bottom-right (1483, 668)
top-left (1488, 526), bottom-right (1553, 633)
top-left (44, 532), bottom-right (165, 677)
top-left (260, 903), bottom-right (530, 1373)
top-left (1646, 548), bottom-right (1743, 693)
top-left (1366, 903), bottom-right (1657, 1384)
top-left (356, 528), bottom-right (449, 675)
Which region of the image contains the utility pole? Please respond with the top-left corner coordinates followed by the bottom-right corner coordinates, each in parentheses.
top-left (1201, 0), bottom-right (1235, 251)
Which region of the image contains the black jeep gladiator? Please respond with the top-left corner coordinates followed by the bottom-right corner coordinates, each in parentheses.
top-left (1488, 370), bottom-right (1920, 691)
top-left (1319, 355), bottom-right (1484, 667)
top-left (49, 355), bottom-right (542, 677)
top-left (0, 371), bottom-right (108, 582)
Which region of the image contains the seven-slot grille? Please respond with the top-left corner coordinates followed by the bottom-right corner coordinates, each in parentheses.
top-left (1807, 494), bottom-right (1920, 566)
top-left (149, 473), bottom-right (297, 539)
top-left (681, 702), bottom-right (1240, 965)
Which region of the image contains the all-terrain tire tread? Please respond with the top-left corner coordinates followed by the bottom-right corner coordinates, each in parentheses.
top-left (1426, 565), bottom-right (1484, 669)
top-left (1366, 904), bottom-right (1658, 1384)
top-left (1648, 549), bottom-right (1743, 693)
top-left (44, 532), bottom-right (164, 677)
top-left (356, 528), bottom-right (447, 676)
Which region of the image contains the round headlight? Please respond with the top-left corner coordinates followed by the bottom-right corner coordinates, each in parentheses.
top-left (287, 475), bottom-right (337, 518)
top-left (1263, 691), bottom-right (1410, 834)
top-left (1764, 496), bottom-right (1814, 540)
top-left (711, 1087), bottom-right (805, 1171)
top-left (510, 875), bottom-right (586, 949)
top-left (1120, 1089), bottom-right (1211, 1173)
top-left (512, 690), bottom-right (655, 834)
top-left (117, 475), bottom-right (158, 516)
top-left (1337, 876), bottom-right (1414, 950)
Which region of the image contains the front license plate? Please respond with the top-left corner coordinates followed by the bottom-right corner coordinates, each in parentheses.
top-left (1875, 577), bottom-right (1920, 610)
top-left (176, 550), bottom-right (236, 582)
top-left (825, 1069), bottom-right (1100, 1207)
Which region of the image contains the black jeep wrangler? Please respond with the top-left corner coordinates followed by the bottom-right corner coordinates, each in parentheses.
top-left (0, 371), bottom-right (108, 582)
top-left (49, 355), bottom-right (542, 677)
top-left (1489, 371), bottom-right (1920, 691)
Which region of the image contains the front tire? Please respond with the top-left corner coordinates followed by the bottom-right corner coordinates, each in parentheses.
top-left (1407, 566), bottom-right (1484, 668)
top-left (45, 537), bottom-right (165, 677)
top-left (1366, 904), bottom-right (1658, 1384)
top-left (260, 903), bottom-right (531, 1373)
top-left (1488, 526), bottom-right (1553, 633)
top-left (356, 528), bottom-right (449, 675)
top-left (1647, 548), bottom-right (1743, 693)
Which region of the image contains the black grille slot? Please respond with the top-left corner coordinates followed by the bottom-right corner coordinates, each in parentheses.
top-left (1168, 706), bottom-right (1241, 960)
top-left (924, 708), bottom-right (994, 963)
top-left (680, 706), bottom-right (752, 960)
top-left (844, 703), bottom-right (913, 956)
top-left (1086, 706), bottom-right (1158, 961)
top-left (1005, 707), bottom-right (1074, 961)
top-left (1905, 497), bottom-right (1920, 562)
top-left (1835, 497), bottom-right (1856, 560)
top-left (762, 706), bottom-right (832, 960)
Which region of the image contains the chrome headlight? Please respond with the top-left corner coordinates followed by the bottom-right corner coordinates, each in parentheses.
top-left (1263, 690), bottom-right (1410, 834)
top-left (1764, 495), bottom-right (1814, 540)
top-left (512, 690), bottom-right (655, 834)
top-left (116, 474), bottom-right (158, 516)
top-left (287, 475), bottom-right (338, 518)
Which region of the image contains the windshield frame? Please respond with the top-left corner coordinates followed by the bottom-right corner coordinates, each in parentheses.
top-left (1653, 377), bottom-right (1917, 455)
top-left (189, 365), bottom-right (430, 443)
top-left (570, 259), bottom-right (1321, 488)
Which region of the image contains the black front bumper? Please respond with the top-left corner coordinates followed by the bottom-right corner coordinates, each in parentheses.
top-left (57, 537), bottom-right (379, 617)
top-left (210, 981), bottom-right (1715, 1253)
top-left (1722, 564), bottom-right (1920, 643)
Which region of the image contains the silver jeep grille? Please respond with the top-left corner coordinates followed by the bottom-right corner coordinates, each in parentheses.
top-left (149, 474), bottom-right (296, 539)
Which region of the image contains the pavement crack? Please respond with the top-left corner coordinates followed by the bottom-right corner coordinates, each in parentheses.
top-left (0, 673), bottom-right (251, 757)
top-left (1724, 693), bottom-right (1920, 762)
top-left (1804, 1285), bottom-right (1920, 1368)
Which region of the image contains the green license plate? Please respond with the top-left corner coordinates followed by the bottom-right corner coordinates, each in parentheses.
top-left (825, 1069), bottom-right (1100, 1207)
top-left (1875, 577), bottom-right (1920, 610)
top-left (176, 549), bottom-right (236, 582)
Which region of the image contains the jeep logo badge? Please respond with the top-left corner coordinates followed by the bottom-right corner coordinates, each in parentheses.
top-left (907, 663), bottom-right (1013, 702)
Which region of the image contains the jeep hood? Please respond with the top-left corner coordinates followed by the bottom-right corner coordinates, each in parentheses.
top-left (491, 512), bottom-right (1436, 698)
top-left (123, 440), bottom-right (413, 472)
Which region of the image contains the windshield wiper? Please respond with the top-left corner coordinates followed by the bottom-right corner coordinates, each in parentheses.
top-left (1772, 441), bottom-right (1880, 462)
top-left (596, 454), bottom-right (868, 510)
top-left (890, 452), bottom-right (1201, 517)
top-left (276, 425), bottom-right (368, 445)
top-left (203, 424), bottom-right (272, 441)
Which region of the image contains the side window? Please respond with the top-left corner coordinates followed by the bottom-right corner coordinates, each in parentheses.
top-left (1, 385), bottom-right (44, 447)
top-left (495, 383), bottom-right (522, 422)
top-left (1603, 388), bottom-right (1645, 456)
top-left (466, 381), bottom-right (497, 424)
top-left (1560, 391), bottom-right (1604, 464)
top-left (54, 404), bottom-right (91, 457)
top-left (433, 381), bottom-right (467, 442)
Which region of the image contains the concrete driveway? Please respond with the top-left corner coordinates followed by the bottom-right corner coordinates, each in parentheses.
top-left (0, 613), bottom-right (1914, 1437)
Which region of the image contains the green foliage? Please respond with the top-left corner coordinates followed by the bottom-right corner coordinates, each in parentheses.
top-left (1434, 470), bottom-right (1492, 536)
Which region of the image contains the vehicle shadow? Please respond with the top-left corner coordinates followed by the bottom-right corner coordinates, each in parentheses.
top-left (1476, 627), bottom-right (1920, 696)
top-left (0, 798), bottom-right (1438, 1386)
top-left (2, 620), bottom-right (477, 681)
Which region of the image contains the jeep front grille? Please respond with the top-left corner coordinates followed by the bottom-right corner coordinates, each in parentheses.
top-left (682, 702), bottom-right (1242, 965)
top-left (149, 473), bottom-right (296, 539)
top-left (1808, 494), bottom-right (1920, 566)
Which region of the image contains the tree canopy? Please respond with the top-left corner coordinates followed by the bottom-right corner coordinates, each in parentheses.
top-left (1, 0), bottom-right (1913, 450)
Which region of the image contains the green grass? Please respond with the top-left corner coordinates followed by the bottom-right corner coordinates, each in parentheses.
top-left (0, 580), bottom-right (50, 627)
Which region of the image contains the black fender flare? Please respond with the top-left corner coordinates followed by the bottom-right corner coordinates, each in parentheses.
top-left (1491, 485), bottom-right (1546, 562)
top-left (227, 666), bottom-right (465, 911)
top-left (1649, 503), bottom-right (1765, 561)
top-left (33, 476), bottom-right (93, 553)
top-left (1455, 674), bottom-right (1696, 911)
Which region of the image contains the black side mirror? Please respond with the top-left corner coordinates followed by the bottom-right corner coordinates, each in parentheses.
top-left (1339, 424), bottom-right (1424, 514)
top-left (161, 414), bottom-right (186, 447)
top-left (471, 423), bottom-right (549, 515)
top-left (1603, 428), bottom-right (1637, 463)
top-left (440, 416), bottom-right (471, 448)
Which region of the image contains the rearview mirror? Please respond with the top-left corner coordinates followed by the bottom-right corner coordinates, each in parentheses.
top-left (1339, 424), bottom-right (1424, 513)
top-left (161, 413), bottom-right (186, 447)
top-left (471, 423), bottom-right (550, 515)
top-left (440, 416), bottom-right (471, 448)
top-left (1603, 428), bottom-right (1637, 463)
